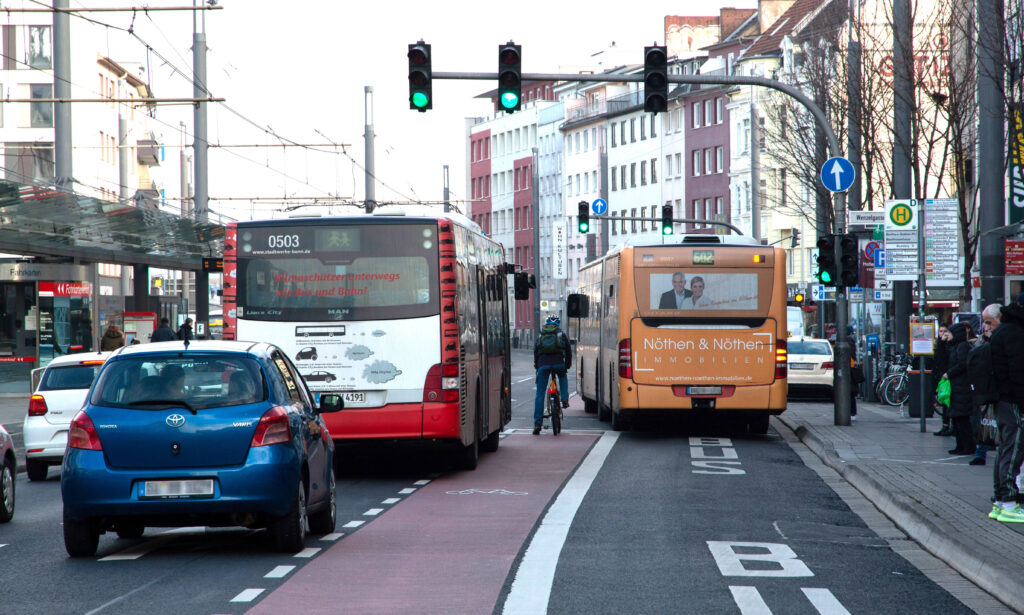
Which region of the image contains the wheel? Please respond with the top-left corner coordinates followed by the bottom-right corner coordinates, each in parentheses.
top-left (583, 396), bottom-right (597, 414)
top-left (456, 434), bottom-right (479, 470)
top-left (26, 459), bottom-right (48, 482)
top-left (878, 376), bottom-right (899, 406)
top-left (883, 376), bottom-right (908, 406)
top-left (550, 396), bottom-right (562, 436)
top-left (748, 413), bottom-right (770, 435)
top-left (308, 469), bottom-right (336, 535)
top-left (115, 521), bottom-right (145, 539)
top-left (481, 430), bottom-right (500, 453)
top-left (0, 457), bottom-right (14, 523)
top-left (271, 481), bottom-right (307, 553)
top-left (63, 508), bottom-right (99, 557)
top-left (611, 408), bottom-right (628, 431)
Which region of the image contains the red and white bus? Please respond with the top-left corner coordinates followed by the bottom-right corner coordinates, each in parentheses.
top-left (222, 209), bottom-right (512, 469)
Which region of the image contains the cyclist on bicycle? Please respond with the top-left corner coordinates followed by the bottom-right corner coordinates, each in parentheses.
top-left (534, 315), bottom-right (572, 435)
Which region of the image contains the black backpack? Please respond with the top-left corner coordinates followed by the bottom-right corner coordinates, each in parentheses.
top-left (538, 323), bottom-right (564, 355)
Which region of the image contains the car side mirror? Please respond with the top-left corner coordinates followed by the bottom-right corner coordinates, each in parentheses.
top-left (318, 393), bottom-right (344, 413)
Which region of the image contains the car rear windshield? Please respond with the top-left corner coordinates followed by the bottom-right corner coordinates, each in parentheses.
top-left (789, 341), bottom-right (831, 356)
top-left (91, 356), bottom-right (265, 410)
top-left (39, 365), bottom-right (103, 391)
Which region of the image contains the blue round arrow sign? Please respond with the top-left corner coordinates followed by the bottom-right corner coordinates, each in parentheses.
top-left (820, 156), bottom-right (855, 193)
top-left (592, 198), bottom-right (608, 216)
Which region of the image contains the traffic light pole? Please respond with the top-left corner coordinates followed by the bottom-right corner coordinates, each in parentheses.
top-left (429, 66), bottom-right (852, 426)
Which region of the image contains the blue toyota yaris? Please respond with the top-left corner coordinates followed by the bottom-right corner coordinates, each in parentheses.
top-left (61, 340), bottom-right (343, 557)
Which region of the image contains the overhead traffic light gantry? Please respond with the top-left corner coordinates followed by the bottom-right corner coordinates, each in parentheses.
top-left (498, 42), bottom-right (522, 113)
top-left (838, 233), bottom-right (859, 287)
top-left (578, 201), bottom-right (590, 233)
top-left (815, 235), bottom-right (838, 286)
top-left (643, 45), bottom-right (668, 113)
top-left (408, 41), bottom-right (432, 112)
top-left (661, 204), bottom-right (674, 235)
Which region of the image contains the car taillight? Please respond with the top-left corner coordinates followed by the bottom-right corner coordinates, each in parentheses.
top-left (250, 406), bottom-right (292, 447)
top-left (619, 339), bottom-right (632, 379)
top-left (28, 394), bottom-right (48, 417)
top-left (775, 339), bottom-right (787, 379)
top-left (68, 411), bottom-right (103, 450)
top-left (423, 363), bottom-right (459, 403)
top-left (821, 361), bottom-right (834, 370)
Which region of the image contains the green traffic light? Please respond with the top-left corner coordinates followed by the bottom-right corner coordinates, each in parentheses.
top-left (818, 270), bottom-right (833, 284)
top-left (662, 224), bottom-right (673, 235)
top-left (411, 91), bottom-right (430, 109)
top-left (500, 91), bottom-right (520, 110)
top-left (579, 221), bottom-right (589, 233)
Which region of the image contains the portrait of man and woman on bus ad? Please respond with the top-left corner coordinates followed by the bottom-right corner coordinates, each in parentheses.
top-left (646, 272), bottom-right (760, 312)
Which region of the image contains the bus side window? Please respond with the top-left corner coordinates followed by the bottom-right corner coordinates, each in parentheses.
top-left (606, 284), bottom-right (614, 316)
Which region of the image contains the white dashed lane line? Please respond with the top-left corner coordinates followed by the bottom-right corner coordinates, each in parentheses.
top-left (265, 565), bottom-right (295, 579)
top-left (413, 479), bottom-right (431, 486)
top-left (363, 508), bottom-right (384, 516)
top-left (294, 547), bottom-right (321, 558)
top-left (230, 588), bottom-right (265, 603)
top-left (320, 532), bottom-right (344, 541)
top-left (342, 520), bottom-right (365, 529)
top-left (381, 498), bottom-right (400, 505)
top-left (398, 487), bottom-right (416, 495)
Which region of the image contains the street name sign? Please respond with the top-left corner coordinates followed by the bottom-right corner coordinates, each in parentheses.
top-left (848, 210), bottom-right (885, 226)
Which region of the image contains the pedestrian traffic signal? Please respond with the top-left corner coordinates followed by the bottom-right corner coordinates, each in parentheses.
top-left (815, 235), bottom-right (838, 286)
top-left (408, 41), bottom-right (432, 112)
top-left (643, 45), bottom-right (668, 113)
top-left (498, 42), bottom-right (522, 113)
top-left (578, 200), bottom-right (590, 233)
top-left (838, 232), bottom-right (859, 287)
top-left (661, 204), bottom-right (674, 235)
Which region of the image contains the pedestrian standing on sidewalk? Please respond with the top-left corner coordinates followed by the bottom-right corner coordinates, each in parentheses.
top-left (100, 324), bottom-right (126, 351)
top-left (932, 324), bottom-right (954, 436)
top-left (967, 306), bottom-right (1000, 466)
top-left (988, 295), bottom-right (1024, 523)
top-left (943, 322), bottom-right (976, 456)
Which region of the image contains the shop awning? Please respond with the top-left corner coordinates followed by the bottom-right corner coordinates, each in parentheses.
top-left (0, 181), bottom-right (224, 270)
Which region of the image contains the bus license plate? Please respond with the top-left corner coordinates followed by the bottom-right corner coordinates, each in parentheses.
top-left (342, 392), bottom-right (366, 404)
top-left (140, 479), bottom-right (214, 499)
top-left (687, 386), bottom-right (721, 396)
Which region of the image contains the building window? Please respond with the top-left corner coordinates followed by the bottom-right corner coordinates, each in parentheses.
top-left (621, 212), bottom-right (627, 234)
top-left (665, 110), bottom-right (672, 133)
top-left (716, 196), bottom-right (723, 218)
top-left (640, 160), bottom-right (647, 186)
top-left (641, 206), bottom-right (647, 232)
top-left (640, 118), bottom-right (646, 140)
top-left (28, 26), bottom-right (52, 69)
top-left (665, 155), bottom-right (672, 177)
top-left (759, 117), bottom-right (766, 152)
top-left (675, 153), bottom-right (682, 177)
top-left (611, 123), bottom-right (617, 147)
top-left (630, 118), bottom-right (636, 143)
top-left (692, 102), bottom-right (700, 128)
top-left (583, 130), bottom-right (589, 151)
top-left (704, 100), bottom-right (712, 127)
top-left (630, 162), bottom-right (636, 187)
top-left (692, 150), bottom-right (700, 176)
top-left (31, 84), bottom-right (53, 127)
top-left (621, 122), bottom-right (626, 144)
top-left (651, 158), bottom-right (657, 183)
top-left (650, 114), bottom-right (657, 138)
top-left (631, 207), bottom-right (637, 233)
top-left (716, 146), bottom-right (724, 173)
top-left (611, 166), bottom-right (617, 191)
top-left (716, 97), bottom-right (724, 124)
top-left (705, 149), bottom-right (713, 174)
top-left (621, 166), bottom-right (627, 189)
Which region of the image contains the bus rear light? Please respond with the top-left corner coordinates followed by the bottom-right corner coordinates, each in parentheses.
top-left (28, 394), bottom-right (48, 416)
top-left (68, 411), bottom-right (103, 451)
top-left (775, 339), bottom-right (787, 379)
top-left (619, 339), bottom-right (632, 378)
top-left (423, 364), bottom-right (459, 403)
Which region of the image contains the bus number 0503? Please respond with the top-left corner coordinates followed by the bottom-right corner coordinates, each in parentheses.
top-left (268, 234), bottom-right (301, 249)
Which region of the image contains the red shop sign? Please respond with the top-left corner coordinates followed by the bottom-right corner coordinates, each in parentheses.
top-left (39, 282), bottom-right (92, 297)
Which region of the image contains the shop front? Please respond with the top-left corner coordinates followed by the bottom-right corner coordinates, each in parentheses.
top-left (0, 263), bottom-right (93, 393)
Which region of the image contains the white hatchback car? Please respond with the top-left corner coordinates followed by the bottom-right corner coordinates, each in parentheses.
top-left (24, 352), bottom-right (111, 481)
top-left (786, 336), bottom-right (834, 396)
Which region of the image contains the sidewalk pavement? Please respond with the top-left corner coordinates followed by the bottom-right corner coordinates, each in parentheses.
top-left (780, 399), bottom-right (1024, 613)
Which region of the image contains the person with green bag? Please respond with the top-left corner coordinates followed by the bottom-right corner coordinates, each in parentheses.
top-left (932, 325), bottom-right (954, 436)
top-left (936, 374), bottom-right (951, 407)
top-left (944, 322), bottom-right (977, 455)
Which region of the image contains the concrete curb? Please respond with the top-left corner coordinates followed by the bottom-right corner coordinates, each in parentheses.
top-left (779, 414), bottom-right (1024, 614)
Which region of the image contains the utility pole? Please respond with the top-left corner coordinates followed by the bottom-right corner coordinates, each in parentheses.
top-left (750, 94), bottom-right (761, 242)
top-left (892, 0), bottom-right (913, 355)
top-left (978, 0), bottom-right (1006, 306)
top-left (364, 86), bottom-right (376, 213)
top-left (53, 0), bottom-right (71, 187)
top-left (192, 0), bottom-right (209, 335)
top-left (532, 147), bottom-right (540, 342)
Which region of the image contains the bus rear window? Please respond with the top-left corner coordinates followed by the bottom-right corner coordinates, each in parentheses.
top-left (237, 223), bottom-right (439, 321)
top-left (642, 270), bottom-right (763, 313)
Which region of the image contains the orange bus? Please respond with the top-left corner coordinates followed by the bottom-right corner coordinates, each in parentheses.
top-left (568, 235), bottom-right (788, 433)
top-left (222, 209), bottom-right (512, 469)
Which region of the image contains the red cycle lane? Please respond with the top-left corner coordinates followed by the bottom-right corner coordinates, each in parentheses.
top-left (247, 432), bottom-right (599, 614)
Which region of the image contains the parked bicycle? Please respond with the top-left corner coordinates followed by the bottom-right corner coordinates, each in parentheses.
top-left (875, 353), bottom-right (912, 407)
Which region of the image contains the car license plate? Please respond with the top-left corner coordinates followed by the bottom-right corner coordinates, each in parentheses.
top-left (687, 386), bottom-right (722, 395)
top-left (789, 363), bottom-right (814, 370)
top-left (140, 479), bottom-right (214, 499)
top-left (342, 392), bottom-right (366, 404)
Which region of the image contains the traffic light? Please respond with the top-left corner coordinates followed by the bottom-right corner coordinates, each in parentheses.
top-left (794, 292), bottom-right (805, 304)
top-left (838, 232), bottom-right (859, 287)
top-left (408, 41), bottom-right (432, 112)
top-left (578, 200), bottom-right (590, 233)
top-left (815, 235), bottom-right (838, 286)
top-left (643, 45), bottom-right (668, 113)
top-left (498, 42), bottom-right (522, 113)
top-left (790, 228), bottom-right (800, 248)
top-left (661, 204), bottom-right (674, 235)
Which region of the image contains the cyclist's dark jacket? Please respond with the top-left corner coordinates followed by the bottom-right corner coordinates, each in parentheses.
top-left (990, 301), bottom-right (1024, 406)
top-left (534, 329), bottom-right (572, 370)
top-left (945, 323), bottom-right (974, 418)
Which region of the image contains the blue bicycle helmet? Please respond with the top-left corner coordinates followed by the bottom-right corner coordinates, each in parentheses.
top-left (546, 315), bottom-right (560, 326)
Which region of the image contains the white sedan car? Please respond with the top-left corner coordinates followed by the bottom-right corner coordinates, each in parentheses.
top-left (24, 352), bottom-right (111, 481)
top-left (786, 337), bottom-right (834, 397)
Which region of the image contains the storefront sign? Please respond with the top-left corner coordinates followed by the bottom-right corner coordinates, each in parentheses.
top-left (1007, 240), bottom-right (1024, 275)
top-left (0, 263), bottom-right (89, 282)
top-left (39, 282), bottom-right (92, 297)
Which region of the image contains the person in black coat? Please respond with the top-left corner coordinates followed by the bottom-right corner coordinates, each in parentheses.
top-left (944, 322), bottom-right (976, 455)
top-left (931, 324), bottom-right (954, 436)
top-left (989, 295), bottom-right (1024, 522)
top-left (150, 317), bottom-right (177, 342)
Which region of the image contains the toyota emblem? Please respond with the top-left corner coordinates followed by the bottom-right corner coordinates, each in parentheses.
top-left (166, 414), bottom-right (186, 428)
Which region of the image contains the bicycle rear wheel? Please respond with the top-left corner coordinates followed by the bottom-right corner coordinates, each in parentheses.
top-left (548, 392), bottom-right (561, 435)
top-left (882, 375), bottom-right (909, 406)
